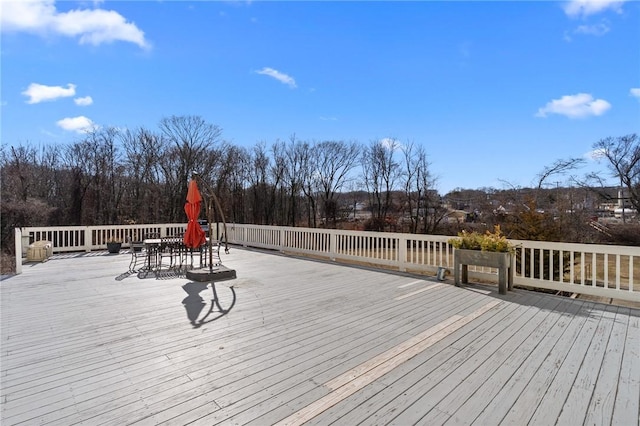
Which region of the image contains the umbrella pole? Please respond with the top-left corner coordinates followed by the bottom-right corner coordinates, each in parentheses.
top-left (193, 174), bottom-right (229, 273)
top-left (185, 174), bottom-right (237, 290)
top-left (208, 190), bottom-right (229, 253)
top-left (208, 197), bottom-right (214, 273)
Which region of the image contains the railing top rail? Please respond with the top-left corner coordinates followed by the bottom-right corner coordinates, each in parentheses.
top-left (21, 224), bottom-right (638, 252)
top-left (14, 223), bottom-right (639, 302)
top-left (22, 223), bottom-right (180, 231)
top-left (509, 238), bottom-right (639, 255)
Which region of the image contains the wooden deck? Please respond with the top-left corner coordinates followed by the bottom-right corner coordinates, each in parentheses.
top-left (1, 247), bottom-right (638, 425)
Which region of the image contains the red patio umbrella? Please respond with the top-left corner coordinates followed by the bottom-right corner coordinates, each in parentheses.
top-left (183, 179), bottom-right (206, 248)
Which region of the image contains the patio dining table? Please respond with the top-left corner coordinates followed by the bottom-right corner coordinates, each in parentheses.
top-left (142, 237), bottom-right (209, 273)
top-left (142, 238), bottom-right (162, 271)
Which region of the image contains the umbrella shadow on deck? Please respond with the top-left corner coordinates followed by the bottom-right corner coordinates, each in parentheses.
top-left (182, 281), bottom-right (237, 328)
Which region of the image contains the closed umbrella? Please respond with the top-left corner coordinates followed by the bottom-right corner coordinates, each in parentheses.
top-left (183, 179), bottom-right (206, 248)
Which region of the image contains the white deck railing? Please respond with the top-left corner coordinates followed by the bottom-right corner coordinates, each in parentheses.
top-left (16, 223), bottom-right (639, 302)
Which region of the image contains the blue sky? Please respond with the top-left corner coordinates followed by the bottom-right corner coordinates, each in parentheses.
top-left (1, 0), bottom-right (639, 194)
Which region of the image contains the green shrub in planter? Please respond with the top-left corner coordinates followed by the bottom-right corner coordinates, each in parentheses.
top-left (448, 225), bottom-right (514, 253)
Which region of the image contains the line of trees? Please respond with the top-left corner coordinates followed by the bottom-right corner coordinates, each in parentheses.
top-left (2, 114), bottom-right (638, 253)
top-left (1, 115), bottom-right (444, 252)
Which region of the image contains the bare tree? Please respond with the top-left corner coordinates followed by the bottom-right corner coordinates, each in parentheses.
top-left (270, 140), bottom-right (288, 225)
top-left (314, 140), bottom-right (361, 227)
top-left (0, 143), bottom-right (59, 252)
top-left (2, 144), bottom-right (38, 202)
top-left (215, 143), bottom-right (249, 224)
top-left (247, 143), bottom-right (273, 225)
top-left (59, 128), bottom-right (124, 225)
top-left (63, 137), bottom-right (99, 225)
top-left (158, 115), bottom-right (223, 221)
top-left (593, 134), bottom-right (640, 214)
top-left (298, 142), bottom-right (319, 228)
top-left (37, 144), bottom-right (64, 214)
top-left (188, 142), bottom-right (254, 226)
top-left (87, 128), bottom-right (124, 224)
top-left (120, 127), bottom-right (166, 223)
top-left (400, 142), bottom-right (446, 234)
top-left (536, 157), bottom-right (585, 190)
top-left (280, 135), bottom-right (309, 227)
top-left (362, 138), bottom-right (401, 231)
top-left (401, 142), bottom-right (424, 233)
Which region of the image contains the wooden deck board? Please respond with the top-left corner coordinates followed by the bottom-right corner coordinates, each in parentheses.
top-left (428, 299), bottom-right (566, 420)
top-left (611, 311), bottom-right (640, 426)
top-left (374, 296), bottom-right (561, 425)
top-left (469, 299), bottom-right (591, 425)
top-left (583, 307), bottom-right (629, 425)
top-left (309, 296), bottom-right (528, 425)
top-left (548, 305), bottom-right (617, 426)
top-left (441, 298), bottom-right (587, 425)
top-left (1, 247), bottom-right (639, 425)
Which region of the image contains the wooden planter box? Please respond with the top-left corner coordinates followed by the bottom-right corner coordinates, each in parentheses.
top-left (454, 249), bottom-right (513, 295)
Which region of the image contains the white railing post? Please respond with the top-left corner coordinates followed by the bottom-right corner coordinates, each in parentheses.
top-left (280, 228), bottom-right (286, 252)
top-left (398, 235), bottom-right (407, 272)
top-left (630, 255), bottom-right (634, 293)
top-left (84, 226), bottom-right (91, 252)
top-left (241, 225), bottom-right (247, 247)
top-left (14, 228), bottom-right (22, 274)
top-left (329, 230), bottom-right (337, 261)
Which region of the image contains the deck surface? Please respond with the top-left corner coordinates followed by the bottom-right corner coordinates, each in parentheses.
top-left (1, 247), bottom-right (639, 425)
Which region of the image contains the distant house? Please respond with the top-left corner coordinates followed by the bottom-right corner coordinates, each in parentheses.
top-left (343, 201), bottom-right (371, 221)
top-left (445, 209), bottom-right (468, 223)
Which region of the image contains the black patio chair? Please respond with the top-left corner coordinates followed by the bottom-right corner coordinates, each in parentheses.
top-left (131, 232), bottom-right (162, 273)
top-left (128, 240), bottom-right (147, 272)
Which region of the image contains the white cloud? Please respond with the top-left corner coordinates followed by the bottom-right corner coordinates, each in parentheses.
top-left (74, 96), bottom-right (93, 106)
top-left (255, 67), bottom-right (297, 88)
top-left (379, 137), bottom-right (402, 151)
top-left (56, 116), bottom-right (96, 133)
top-left (0, 0), bottom-right (149, 49)
top-left (535, 93), bottom-right (611, 119)
top-left (22, 82), bottom-right (76, 104)
top-left (563, 0), bottom-right (626, 18)
top-left (586, 148), bottom-right (607, 160)
top-left (574, 22), bottom-right (610, 36)
top-left (565, 21), bottom-right (610, 42)
top-left (630, 88), bottom-right (640, 100)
